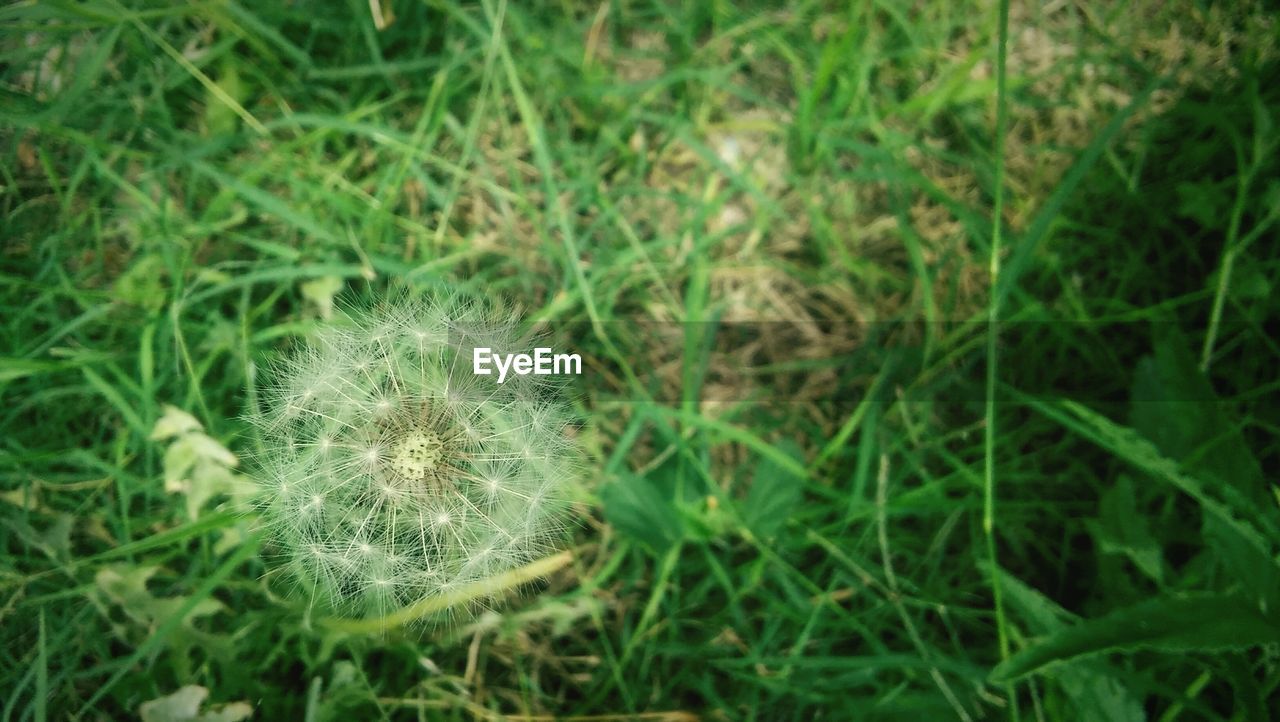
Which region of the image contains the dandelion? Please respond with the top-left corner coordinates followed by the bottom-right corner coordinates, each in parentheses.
top-left (251, 294), bottom-right (577, 623)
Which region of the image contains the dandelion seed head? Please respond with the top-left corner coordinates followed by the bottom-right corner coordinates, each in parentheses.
top-left (250, 294), bottom-right (579, 620)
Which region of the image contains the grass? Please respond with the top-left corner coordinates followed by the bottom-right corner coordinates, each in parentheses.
top-left (2, 0), bottom-right (1279, 720)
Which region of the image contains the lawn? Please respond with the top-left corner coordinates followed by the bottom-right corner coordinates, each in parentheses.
top-left (2, 1), bottom-right (1278, 720)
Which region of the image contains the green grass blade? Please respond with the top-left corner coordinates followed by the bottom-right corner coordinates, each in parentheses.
top-left (994, 75), bottom-right (1162, 310)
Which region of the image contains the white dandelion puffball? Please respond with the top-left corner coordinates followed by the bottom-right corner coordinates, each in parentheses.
top-left (252, 295), bottom-right (577, 620)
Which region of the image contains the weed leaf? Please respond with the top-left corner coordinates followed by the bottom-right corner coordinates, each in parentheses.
top-left (742, 438), bottom-right (805, 539)
top-left (600, 472), bottom-right (685, 553)
top-left (991, 593), bottom-right (1280, 682)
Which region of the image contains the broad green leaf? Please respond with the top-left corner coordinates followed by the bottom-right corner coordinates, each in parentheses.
top-left (600, 472), bottom-right (684, 553)
top-left (94, 565), bottom-right (225, 630)
top-left (78, 534), bottom-right (263, 715)
top-left (1023, 395), bottom-right (1277, 569)
top-left (204, 57), bottom-right (245, 137)
top-left (1129, 326), bottom-right (1266, 502)
top-left (3, 514), bottom-right (74, 563)
top-left (1088, 475), bottom-right (1163, 585)
top-left (138, 685), bottom-right (252, 722)
top-left (742, 438), bottom-right (805, 539)
top-left (991, 593), bottom-right (1280, 682)
top-left (151, 404), bottom-right (203, 441)
top-left (162, 434), bottom-right (249, 520)
top-left (154, 406), bottom-right (248, 520)
top-left (995, 567), bottom-right (1145, 722)
top-left (1127, 328), bottom-right (1277, 604)
top-left (112, 253), bottom-right (168, 311)
top-left (181, 433), bottom-right (239, 469)
top-left (301, 275), bottom-right (345, 320)
top-left (1175, 180), bottom-right (1231, 228)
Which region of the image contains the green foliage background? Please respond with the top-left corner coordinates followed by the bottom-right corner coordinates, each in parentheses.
top-left (2, 1), bottom-right (1278, 720)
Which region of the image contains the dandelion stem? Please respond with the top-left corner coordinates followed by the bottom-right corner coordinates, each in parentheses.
top-left (321, 550), bottom-right (574, 633)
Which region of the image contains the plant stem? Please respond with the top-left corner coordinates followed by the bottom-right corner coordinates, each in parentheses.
top-left (321, 550), bottom-right (575, 633)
